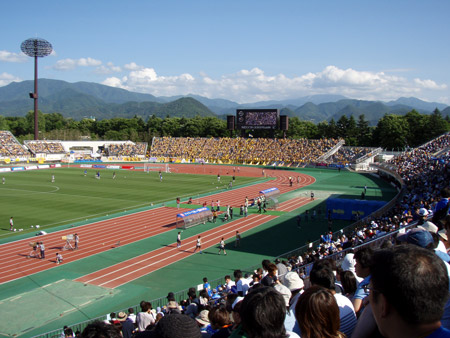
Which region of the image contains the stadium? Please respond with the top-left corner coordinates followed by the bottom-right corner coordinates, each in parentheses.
top-left (0, 119), bottom-right (450, 337)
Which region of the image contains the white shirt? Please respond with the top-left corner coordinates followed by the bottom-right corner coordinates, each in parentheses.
top-left (236, 278), bottom-right (250, 295)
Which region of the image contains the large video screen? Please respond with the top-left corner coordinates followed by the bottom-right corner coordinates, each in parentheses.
top-left (236, 109), bottom-right (279, 130)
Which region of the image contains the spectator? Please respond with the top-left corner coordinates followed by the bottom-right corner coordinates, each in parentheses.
top-left (295, 286), bottom-right (345, 338)
top-left (237, 286), bottom-right (299, 338)
top-left (309, 265), bottom-right (357, 337)
top-left (370, 245), bottom-right (450, 338)
top-left (80, 321), bottom-right (121, 338)
top-left (136, 301), bottom-right (156, 332)
top-left (141, 313), bottom-right (202, 338)
top-left (117, 311), bottom-right (135, 338)
top-left (352, 247), bottom-right (374, 315)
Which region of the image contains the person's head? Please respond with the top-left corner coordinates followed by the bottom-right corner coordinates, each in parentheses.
top-left (128, 307), bottom-right (134, 314)
top-left (64, 327), bottom-right (74, 338)
top-left (396, 228), bottom-right (434, 249)
top-left (441, 187), bottom-right (450, 199)
top-left (339, 270), bottom-right (357, 295)
top-left (224, 275), bottom-right (231, 282)
top-left (240, 286), bottom-right (287, 338)
top-left (203, 277), bottom-right (208, 283)
top-left (141, 301), bottom-right (152, 312)
top-left (151, 313), bottom-right (202, 338)
top-left (266, 263), bottom-right (278, 277)
top-left (309, 267), bottom-right (335, 291)
top-left (208, 307), bottom-right (230, 330)
top-left (354, 247), bottom-right (373, 278)
top-left (234, 269), bottom-right (243, 280)
top-left (261, 259), bottom-right (271, 271)
top-left (80, 321), bottom-right (121, 338)
top-left (370, 245), bottom-right (449, 337)
top-left (295, 286), bottom-right (342, 338)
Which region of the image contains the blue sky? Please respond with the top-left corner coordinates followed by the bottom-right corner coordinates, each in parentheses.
top-left (1, 0), bottom-right (449, 104)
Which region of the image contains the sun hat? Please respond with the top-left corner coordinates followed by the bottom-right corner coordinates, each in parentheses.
top-left (117, 312), bottom-right (128, 321)
top-left (195, 310), bottom-right (210, 325)
top-left (282, 271), bottom-right (304, 291)
top-left (418, 221), bottom-right (438, 234)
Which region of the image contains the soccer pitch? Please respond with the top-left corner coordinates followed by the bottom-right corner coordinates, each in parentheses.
top-left (0, 167), bottom-right (262, 239)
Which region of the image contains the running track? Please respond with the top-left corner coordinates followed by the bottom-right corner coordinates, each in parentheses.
top-left (0, 164), bottom-right (315, 286)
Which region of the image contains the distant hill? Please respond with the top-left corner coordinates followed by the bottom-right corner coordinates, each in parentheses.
top-left (387, 97), bottom-right (448, 111)
top-left (0, 79), bottom-right (448, 123)
top-left (0, 79), bottom-right (214, 119)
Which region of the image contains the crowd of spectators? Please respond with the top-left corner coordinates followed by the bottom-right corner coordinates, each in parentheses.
top-left (150, 137), bottom-right (342, 165)
top-left (326, 147), bottom-right (376, 164)
top-left (25, 140), bottom-right (66, 154)
top-left (0, 131), bottom-right (29, 157)
top-left (106, 143), bottom-right (147, 157)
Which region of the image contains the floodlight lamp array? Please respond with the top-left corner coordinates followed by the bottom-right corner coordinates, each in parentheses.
top-left (20, 38), bottom-right (53, 57)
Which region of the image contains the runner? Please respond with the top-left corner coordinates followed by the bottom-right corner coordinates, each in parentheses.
top-left (218, 238), bottom-right (227, 255)
top-left (56, 252), bottom-right (63, 264)
top-left (235, 231), bottom-right (241, 247)
top-left (193, 235), bottom-right (202, 254)
top-left (9, 216), bottom-right (13, 231)
top-left (112, 171), bottom-right (116, 179)
top-left (2, 176), bottom-right (5, 184)
top-left (176, 232), bottom-right (181, 248)
top-left (51, 174), bottom-right (55, 183)
top-left (74, 233), bottom-right (79, 249)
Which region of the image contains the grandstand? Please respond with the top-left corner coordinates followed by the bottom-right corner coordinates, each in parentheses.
top-left (1, 131), bottom-right (450, 338)
top-left (0, 130), bottom-right (29, 160)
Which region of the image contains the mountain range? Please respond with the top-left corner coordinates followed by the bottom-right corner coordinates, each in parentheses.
top-left (0, 79), bottom-right (448, 125)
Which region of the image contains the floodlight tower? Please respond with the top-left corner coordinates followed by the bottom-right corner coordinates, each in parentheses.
top-left (20, 38), bottom-right (53, 140)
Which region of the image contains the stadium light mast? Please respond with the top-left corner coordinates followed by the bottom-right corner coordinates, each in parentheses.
top-left (21, 38), bottom-right (53, 140)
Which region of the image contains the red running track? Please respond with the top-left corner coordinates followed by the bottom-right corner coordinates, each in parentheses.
top-left (0, 164), bottom-right (315, 286)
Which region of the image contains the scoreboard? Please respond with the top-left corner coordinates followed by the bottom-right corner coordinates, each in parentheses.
top-left (235, 109), bottom-right (279, 130)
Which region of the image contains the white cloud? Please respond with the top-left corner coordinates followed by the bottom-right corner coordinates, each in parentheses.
top-left (0, 72), bottom-right (22, 86)
top-left (0, 50), bottom-right (28, 63)
top-left (124, 62), bottom-right (142, 71)
top-left (414, 78), bottom-right (447, 90)
top-left (94, 62), bottom-right (121, 74)
top-left (101, 65), bottom-right (448, 103)
top-left (53, 57), bottom-right (102, 71)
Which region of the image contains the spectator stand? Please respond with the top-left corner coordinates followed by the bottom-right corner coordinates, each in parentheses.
top-left (260, 187), bottom-right (280, 210)
top-left (176, 207), bottom-right (213, 230)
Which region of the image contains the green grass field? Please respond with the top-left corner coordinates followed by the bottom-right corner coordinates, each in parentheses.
top-left (0, 167), bottom-right (262, 240)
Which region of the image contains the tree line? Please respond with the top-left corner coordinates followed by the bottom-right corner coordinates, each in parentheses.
top-left (0, 109), bottom-right (448, 150)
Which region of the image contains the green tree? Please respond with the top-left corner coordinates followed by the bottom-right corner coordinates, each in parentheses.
top-left (427, 108), bottom-right (449, 140)
top-left (356, 114), bottom-right (372, 146)
top-left (25, 110), bottom-right (46, 135)
top-left (44, 113), bottom-right (67, 132)
top-left (373, 114), bottom-right (409, 149)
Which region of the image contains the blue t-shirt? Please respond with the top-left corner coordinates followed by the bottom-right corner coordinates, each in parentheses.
top-left (353, 275), bottom-right (371, 300)
top-left (426, 326), bottom-right (450, 338)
